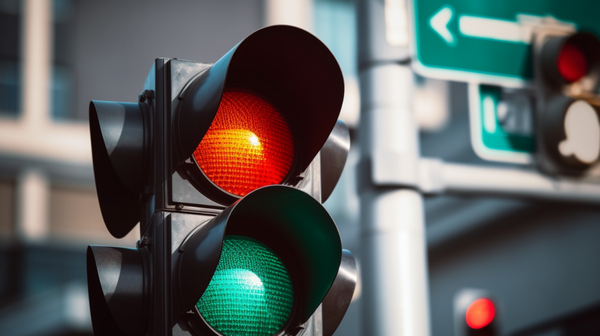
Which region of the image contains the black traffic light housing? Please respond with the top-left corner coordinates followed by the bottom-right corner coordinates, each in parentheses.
top-left (533, 30), bottom-right (600, 175)
top-left (87, 25), bottom-right (356, 336)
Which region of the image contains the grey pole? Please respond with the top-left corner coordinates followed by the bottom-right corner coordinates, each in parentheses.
top-left (357, 0), bottom-right (430, 335)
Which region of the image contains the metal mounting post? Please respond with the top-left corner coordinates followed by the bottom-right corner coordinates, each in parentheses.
top-left (357, 0), bottom-right (431, 335)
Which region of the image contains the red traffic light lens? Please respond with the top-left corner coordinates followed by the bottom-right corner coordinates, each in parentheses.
top-left (558, 41), bottom-right (588, 82)
top-left (193, 90), bottom-right (295, 197)
top-left (466, 298), bottom-right (495, 329)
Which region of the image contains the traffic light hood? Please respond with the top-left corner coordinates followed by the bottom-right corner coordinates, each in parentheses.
top-left (322, 249), bottom-right (357, 336)
top-left (321, 119), bottom-right (351, 203)
top-left (87, 246), bottom-right (147, 336)
top-left (174, 25), bottom-right (345, 176)
top-left (177, 185), bottom-right (342, 327)
top-left (540, 32), bottom-right (600, 89)
top-left (89, 101), bottom-right (149, 238)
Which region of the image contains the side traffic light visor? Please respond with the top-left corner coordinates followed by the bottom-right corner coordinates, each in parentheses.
top-left (89, 101), bottom-right (149, 238)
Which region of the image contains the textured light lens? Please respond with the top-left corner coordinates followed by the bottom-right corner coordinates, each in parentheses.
top-left (197, 236), bottom-right (294, 336)
top-left (194, 90), bottom-right (295, 197)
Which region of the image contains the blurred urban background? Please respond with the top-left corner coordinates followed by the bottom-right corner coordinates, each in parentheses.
top-left (1, 0), bottom-right (600, 335)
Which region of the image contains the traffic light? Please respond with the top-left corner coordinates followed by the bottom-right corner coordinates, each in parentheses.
top-left (86, 25), bottom-right (356, 336)
top-left (533, 30), bottom-right (600, 175)
top-left (454, 289), bottom-right (498, 336)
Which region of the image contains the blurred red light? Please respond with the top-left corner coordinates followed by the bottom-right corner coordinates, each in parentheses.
top-left (466, 298), bottom-right (495, 329)
top-left (558, 42), bottom-right (588, 82)
top-left (193, 90), bottom-right (294, 197)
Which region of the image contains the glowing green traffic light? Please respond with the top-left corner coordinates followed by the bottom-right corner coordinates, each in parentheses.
top-left (197, 235), bottom-right (294, 336)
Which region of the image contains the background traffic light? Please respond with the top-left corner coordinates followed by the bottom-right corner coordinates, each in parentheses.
top-left (454, 289), bottom-right (498, 336)
top-left (86, 25), bottom-right (356, 336)
top-left (533, 30), bottom-right (600, 175)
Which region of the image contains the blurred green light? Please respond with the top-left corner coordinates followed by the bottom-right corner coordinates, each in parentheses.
top-left (197, 235), bottom-right (294, 336)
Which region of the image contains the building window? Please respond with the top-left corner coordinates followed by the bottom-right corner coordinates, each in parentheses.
top-left (0, 60), bottom-right (20, 116)
top-left (51, 0), bottom-right (75, 121)
top-left (0, 2), bottom-right (21, 117)
top-left (50, 65), bottom-right (73, 120)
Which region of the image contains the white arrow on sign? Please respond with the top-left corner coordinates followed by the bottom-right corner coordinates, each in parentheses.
top-left (429, 5), bottom-right (455, 46)
top-left (429, 5), bottom-right (576, 47)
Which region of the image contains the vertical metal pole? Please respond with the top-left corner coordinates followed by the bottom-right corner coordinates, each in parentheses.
top-left (357, 0), bottom-right (430, 335)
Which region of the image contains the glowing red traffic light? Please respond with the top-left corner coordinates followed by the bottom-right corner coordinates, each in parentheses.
top-left (193, 90), bottom-right (295, 197)
top-left (558, 41), bottom-right (588, 82)
top-left (465, 298), bottom-right (495, 329)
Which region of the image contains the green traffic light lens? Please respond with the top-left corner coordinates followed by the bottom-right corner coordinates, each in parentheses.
top-left (197, 235), bottom-right (294, 336)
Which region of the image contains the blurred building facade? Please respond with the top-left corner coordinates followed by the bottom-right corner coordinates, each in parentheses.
top-left (0, 1), bottom-right (599, 336)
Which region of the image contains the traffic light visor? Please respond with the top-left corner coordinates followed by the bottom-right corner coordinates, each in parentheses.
top-left (87, 246), bottom-right (147, 336)
top-left (174, 25), bottom-right (344, 202)
top-left (89, 101), bottom-right (149, 238)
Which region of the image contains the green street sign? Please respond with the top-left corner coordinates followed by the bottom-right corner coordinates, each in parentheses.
top-left (411, 0), bottom-right (600, 85)
top-left (469, 84), bottom-right (535, 164)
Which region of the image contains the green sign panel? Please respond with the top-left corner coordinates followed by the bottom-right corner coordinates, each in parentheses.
top-left (469, 84), bottom-right (535, 164)
top-left (411, 0), bottom-right (600, 85)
